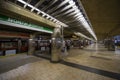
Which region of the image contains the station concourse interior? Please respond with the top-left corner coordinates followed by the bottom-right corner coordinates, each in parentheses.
top-left (0, 0), bottom-right (120, 80)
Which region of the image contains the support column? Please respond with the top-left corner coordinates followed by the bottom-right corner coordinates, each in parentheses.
top-left (105, 35), bottom-right (115, 51)
top-left (107, 38), bottom-right (115, 51)
top-left (28, 34), bottom-right (35, 55)
top-left (51, 26), bottom-right (63, 63)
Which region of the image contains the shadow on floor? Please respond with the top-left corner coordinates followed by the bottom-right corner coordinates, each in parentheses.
top-left (0, 55), bottom-right (41, 74)
top-left (35, 55), bottom-right (120, 80)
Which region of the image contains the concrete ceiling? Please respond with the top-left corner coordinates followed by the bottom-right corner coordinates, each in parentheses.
top-left (80, 0), bottom-right (120, 40)
top-left (1, 0), bottom-right (120, 40)
top-left (0, 0), bottom-right (94, 39)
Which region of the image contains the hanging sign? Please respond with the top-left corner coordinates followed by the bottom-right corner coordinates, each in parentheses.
top-left (0, 14), bottom-right (53, 33)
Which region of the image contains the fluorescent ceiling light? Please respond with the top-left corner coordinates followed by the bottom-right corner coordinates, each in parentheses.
top-left (17, 0), bottom-right (68, 27)
top-left (74, 32), bottom-right (94, 41)
top-left (68, 0), bottom-right (97, 40)
top-left (74, 13), bottom-right (83, 18)
top-left (62, 2), bottom-right (75, 11)
top-left (69, 0), bottom-right (74, 4)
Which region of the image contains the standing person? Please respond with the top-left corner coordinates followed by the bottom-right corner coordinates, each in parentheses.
top-left (60, 40), bottom-right (68, 59)
top-left (65, 40), bottom-right (71, 51)
top-left (108, 39), bottom-right (115, 51)
top-left (111, 39), bottom-right (115, 50)
top-left (49, 40), bottom-right (52, 54)
top-left (114, 39), bottom-right (118, 49)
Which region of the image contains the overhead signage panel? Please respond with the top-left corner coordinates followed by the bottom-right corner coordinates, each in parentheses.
top-left (0, 14), bottom-right (53, 33)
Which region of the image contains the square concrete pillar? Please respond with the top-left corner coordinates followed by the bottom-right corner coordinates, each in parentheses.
top-left (28, 34), bottom-right (36, 55)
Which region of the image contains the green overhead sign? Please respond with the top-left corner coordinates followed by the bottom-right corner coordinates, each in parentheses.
top-left (0, 14), bottom-right (53, 33)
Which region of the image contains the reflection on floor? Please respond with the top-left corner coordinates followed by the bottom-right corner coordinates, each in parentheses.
top-left (0, 43), bottom-right (120, 80)
top-left (65, 43), bottom-right (120, 73)
top-left (0, 54), bottom-right (41, 74)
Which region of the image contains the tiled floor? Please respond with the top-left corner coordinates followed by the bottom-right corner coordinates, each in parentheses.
top-left (0, 54), bottom-right (42, 74)
top-left (0, 43), bottom-right (120, 80)
top-left (0, 59), bottom-right (117, 80)
top-left (64, 44), bottom-right (120, 73)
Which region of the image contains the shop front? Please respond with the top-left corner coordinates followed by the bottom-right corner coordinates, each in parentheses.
top-left (0, 14), bottom-right (53, 56)
top-left (0, 32), bottom-right (29, 56)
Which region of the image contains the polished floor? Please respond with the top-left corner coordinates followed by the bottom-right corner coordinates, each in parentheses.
top-left (0, 43), bottom-right (120, 80)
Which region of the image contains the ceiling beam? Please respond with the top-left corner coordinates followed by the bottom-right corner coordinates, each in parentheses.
top-left (41, 0), bottom-right (58, 11)
top-left (34, 0), bottom-right (44, 8)
top-left (46, 0), bottom-right (73, 14)
top-left (0, 0), bottom-right (57, 28)
top-left (24, 0), bottom-right (32, 8)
